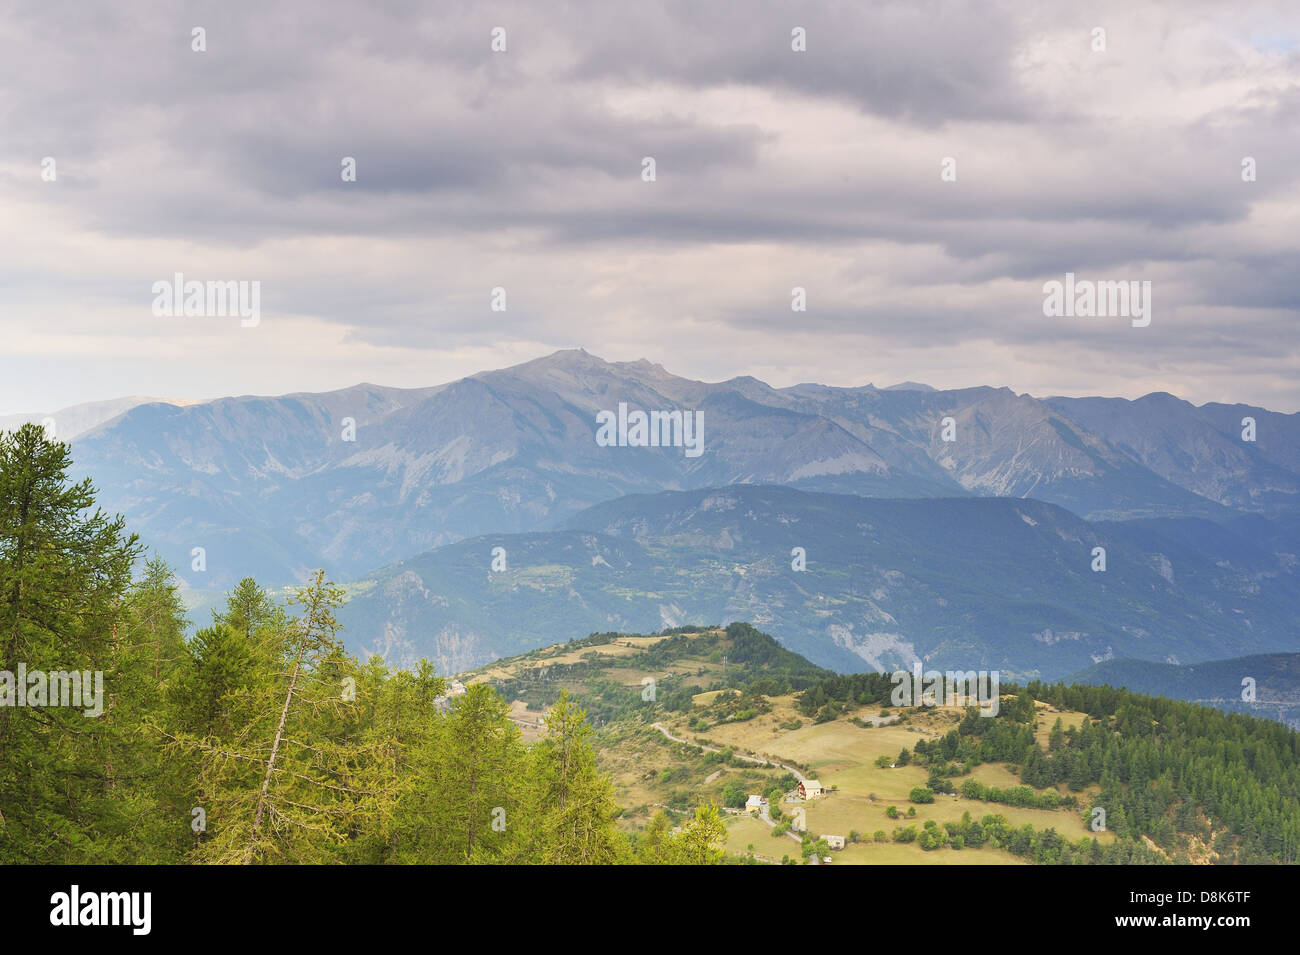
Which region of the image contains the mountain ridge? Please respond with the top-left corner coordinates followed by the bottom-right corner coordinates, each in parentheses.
top-left (336, 484), bottom-right (1298, 681)
top-left (42, 349), bottom-right (1298, 590)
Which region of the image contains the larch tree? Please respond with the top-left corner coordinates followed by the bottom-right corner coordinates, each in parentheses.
top-left (522, 690), bottom-right (620, 864)
top-left (0, 424), bottom-right (140, 861)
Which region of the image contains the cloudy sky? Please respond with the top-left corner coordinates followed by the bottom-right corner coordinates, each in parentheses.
top-left (1, 0), bottom-right (1297, 414)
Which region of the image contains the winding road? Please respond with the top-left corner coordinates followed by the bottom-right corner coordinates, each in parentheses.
top-left (650, 722), bottom-right (809, 782)
top-left (651, 722), bottom-right (822, 865)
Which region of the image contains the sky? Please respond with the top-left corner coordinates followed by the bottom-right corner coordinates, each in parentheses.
top-left (1, 0), bottom-right (1297, 414)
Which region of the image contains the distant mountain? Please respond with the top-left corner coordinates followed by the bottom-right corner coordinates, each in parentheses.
top-left (0, 396), bottom-right (194, 441)
top-left (883, 381), bottom-right (937, 392)
top-left (1046, 393), bottom-right (1300, 513)
top-left (769, 380), bottom-right (1231, 520)
top-left (336, 485), bottom-right (1299, 681)
top-left (67, 384), bottom-right (441, 583)
top-left (1067, 654), bottom-right (1300, 729)
top-left (59, 350), bottom-right (1300, 588)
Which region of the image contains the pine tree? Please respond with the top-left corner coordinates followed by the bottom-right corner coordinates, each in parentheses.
top-left (176, 571), bottom-right (394, 863)
top-left (0, 424), bottom-right (140, 861)
top-left (670, 804), bottom-right (728, 864)
top-left (521, 690), bottom-right (619, 864)
top-left (351, 656), bottom-right (444, 863)
top-left (111, 557), bottom-right (193, 862)
top-left (127, 555), bottom-right (190, 681)
top-left (429, 683), bottom-right (523, 863)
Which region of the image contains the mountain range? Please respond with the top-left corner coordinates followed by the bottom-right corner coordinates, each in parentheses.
top-left (51, 349), bottom-right (1298, 586)
top-left (22, 349), bottom-right (1295, 682)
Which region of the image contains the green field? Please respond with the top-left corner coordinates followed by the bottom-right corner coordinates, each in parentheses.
top-left (651, 696), bottom-right (1112, 863)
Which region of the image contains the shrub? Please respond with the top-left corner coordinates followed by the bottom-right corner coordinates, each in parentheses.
top-left (909, 787), bottom-right (936, 804)
top-left (722, 782), bottom-right (748, 809)
top-left (918, 828), bottom-right (945, 851)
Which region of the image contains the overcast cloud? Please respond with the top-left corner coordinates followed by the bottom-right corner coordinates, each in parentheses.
top-left (1, 0), bottom-right (1297, 413)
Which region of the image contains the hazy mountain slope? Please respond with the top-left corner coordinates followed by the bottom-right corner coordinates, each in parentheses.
top-left (774, 384), bottom-right (1233, 519)
top-left (1067, 653), bottom-right (1300, 729)
top-left (1046, 393), bottom-right (1300, 512)
top-left (70, 384), bottom-right (440, 582)
top-left (0, 396), bottom-right (195, 440)
top-left (337, 485), bottom-right (1298, 681)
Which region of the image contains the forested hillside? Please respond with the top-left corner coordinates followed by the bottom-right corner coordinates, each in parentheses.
top-left (787, 671), bottom-right (1300, 863)
top-left (0, 424), bottom-right (725, 865)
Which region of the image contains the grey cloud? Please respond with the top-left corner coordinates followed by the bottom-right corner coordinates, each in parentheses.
top-left (0, 0), bottom-right (1296, 413)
